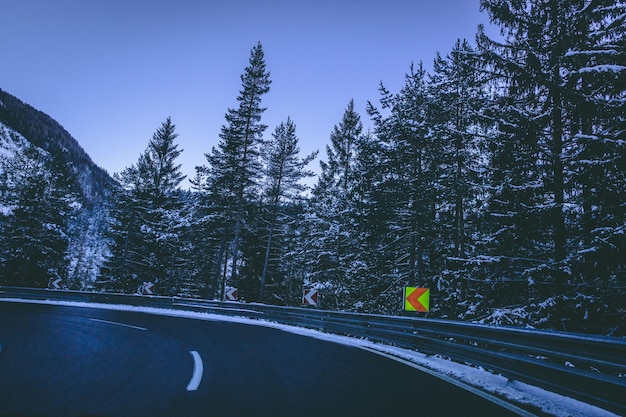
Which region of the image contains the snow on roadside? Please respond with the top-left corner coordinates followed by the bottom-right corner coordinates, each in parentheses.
top-left (1, 297), bottom-right (618, 417)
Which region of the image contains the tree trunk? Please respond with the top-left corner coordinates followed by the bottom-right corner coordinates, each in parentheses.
top-left (212, 236), bottom-right (227, 299)
top-left (220, 238), bottom-right (230, 301)
top-left (550, 2), bottom-right (567, 270)
top-left (260, 222), bottom-right (274, 301)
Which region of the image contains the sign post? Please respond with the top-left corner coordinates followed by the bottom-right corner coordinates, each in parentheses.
top-left (403, 287), bottom-right (430, 312)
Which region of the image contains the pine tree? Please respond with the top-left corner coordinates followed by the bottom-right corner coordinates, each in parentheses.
top-left (187, 169), bottom-right (228, 299)
top-left (259, 118), bottom-right (317, 301)
top-left (430, 39), bottom-right (487, 259)
top-left (136, 117), bottom-right (186, 198)
top-left (98, 117), bottom-right (185, 294)
top-left (309, 100), bottom-right (365, 309)
top-left (428, 39), bottom-right (490, 317)
top-left (476, 0), bottom-right (569, 285)
top-left (475, 0), bottom-right (625, 331)
top-left (341, 131), bottom-right (393, 312)
top-left (368, 63), bottom-right (440, 289)
top-left (564, 2), bottom-right (625, 265)
top-left (561, 1), bottom-right (626, 330)
top-left (198, 42), bottom-right (271, 299)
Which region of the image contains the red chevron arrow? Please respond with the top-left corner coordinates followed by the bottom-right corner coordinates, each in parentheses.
top-left (406, 287), bottom-right (429, 312)
top-left (302, 289), bottom-right (318, 306)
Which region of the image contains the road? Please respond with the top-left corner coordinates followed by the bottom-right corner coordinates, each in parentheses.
top-left (0, 300), bottom-right (525, 417)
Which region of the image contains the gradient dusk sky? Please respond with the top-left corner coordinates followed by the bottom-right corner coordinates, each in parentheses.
top-left (1, 0), bottom-right (499, 186)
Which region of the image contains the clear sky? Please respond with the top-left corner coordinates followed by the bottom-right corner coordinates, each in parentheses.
top-left (1, 0), bottom-right (498, 187)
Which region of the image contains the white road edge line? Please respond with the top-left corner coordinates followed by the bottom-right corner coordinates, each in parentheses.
top-left (357, 346), bottom-right (537, 417)
top-left (88, 318), bottom-right (147, 331)
top-left (187, 350), bottom-right (203, 391)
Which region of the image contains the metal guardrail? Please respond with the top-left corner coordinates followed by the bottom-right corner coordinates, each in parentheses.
top-left (1, 286), bottom-right (625, 415)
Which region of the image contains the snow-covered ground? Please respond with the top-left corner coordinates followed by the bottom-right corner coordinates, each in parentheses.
top-left (1, 298), bottom-right (618, 417)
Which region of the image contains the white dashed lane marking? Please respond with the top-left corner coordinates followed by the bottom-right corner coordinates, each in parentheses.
top-left (89, 318), bottom-right (147, 331)
top-left (187, 351), bottom-right (203, 391)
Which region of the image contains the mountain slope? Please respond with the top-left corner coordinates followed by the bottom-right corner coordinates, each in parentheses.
top-left (0, 88), bottom-right (113, 289)
top-left (0, 88), bottom-right (112, 206)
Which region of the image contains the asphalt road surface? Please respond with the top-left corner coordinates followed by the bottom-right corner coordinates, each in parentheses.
top-left (0, 300), bottom-right (526, 417)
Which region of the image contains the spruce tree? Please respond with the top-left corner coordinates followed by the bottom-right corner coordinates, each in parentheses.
top-left (477, 0), bottom-right (570, 285)
top-left (430, 39), bottom-right (487, 259)
top-left (198, 42), bottom-right (271, 299)
top-left (425, 39), bottom-right (492, 317)
top-left (475, 0), bottom-right (625, 330)
top-left (99, 117), bottom-right (185, 294)
top-left (368, 63), bottom-right (440, 288)
top-left (259, 118), bottom-right (316, 301)
top-left (309, 100), bottom-right (365, 310)
top-left (564, 3), bottom-right (625, 260)
top-left (561, 1), bottom-right (625, 330)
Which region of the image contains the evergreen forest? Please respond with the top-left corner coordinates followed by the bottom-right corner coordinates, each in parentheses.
top-left (1, 0), bottom-right (624, 335)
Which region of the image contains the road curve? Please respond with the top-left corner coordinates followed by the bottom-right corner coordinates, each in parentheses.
top-left (0, 300), bottom-right (525, 417)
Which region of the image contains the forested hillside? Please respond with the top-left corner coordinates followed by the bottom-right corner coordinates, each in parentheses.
top-left (1, 0), bottom-right (623, 335)
top-left (0, 89), bottom-right (111, 206)
top-left (0, 90), bottom-right (112, 289)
